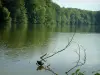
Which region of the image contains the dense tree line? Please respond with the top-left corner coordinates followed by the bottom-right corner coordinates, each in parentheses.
top-left (0, 0), bottom-right (100, 32)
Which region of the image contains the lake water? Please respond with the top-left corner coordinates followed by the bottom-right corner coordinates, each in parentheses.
top-left (0, 32), bottom-right (100, 75)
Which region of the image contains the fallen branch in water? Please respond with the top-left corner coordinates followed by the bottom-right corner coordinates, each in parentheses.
top-left (65, 44), bottom-right (86, 75)
top-left (45, 65), bottom-right (58, 75)
top-left (37, 43), bottom-right (86, 75)
top-left (36, 31), bottom-right (87, 75)
top-left (36, 64), bottom-right (58, 75)
top-left (41, 32), bottom-right (75, 60)
top-left (36, 33), bottom-right (76, 75)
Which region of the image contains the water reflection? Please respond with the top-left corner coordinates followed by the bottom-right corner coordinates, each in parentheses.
top-left (0, 25), bottom-right (54, 60)
top-left (0, 31), bottom-right (100, 75)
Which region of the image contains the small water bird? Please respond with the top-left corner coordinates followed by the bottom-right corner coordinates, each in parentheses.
top-left (36, 61), bottom-right (44, 66)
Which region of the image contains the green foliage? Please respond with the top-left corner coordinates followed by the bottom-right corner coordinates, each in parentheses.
top-left (94, 73), bottom-right (100, 75)
top-left (0, 0), bottom-right (2, 7)
top-left (0, 0), bottom-right (100, 32)
top-left (71, 69), bottom-right (85, 75)
top-left (0, 7), bottom-right (11, 30)
top-left (92, 70), bottom-right (100, 75)
top-left (71, 69), bottom-right (100, 75)
top-left (0, 7), bottom-right (10, 21)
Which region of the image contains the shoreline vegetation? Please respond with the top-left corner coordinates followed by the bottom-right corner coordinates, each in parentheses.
top-left (0, 0), bottom-right (100, 32)
top-left (0, 0), bottom-right (100, 75)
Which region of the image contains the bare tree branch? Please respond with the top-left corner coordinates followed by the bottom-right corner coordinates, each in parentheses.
top-left (37, 32), bottom-right (87, 75)
top-left (37, 33), bottom-right (76, 75)
top-left (42, 32), bottom-right (76, 60)
top-left (65, 44), bottom-right (86, 75)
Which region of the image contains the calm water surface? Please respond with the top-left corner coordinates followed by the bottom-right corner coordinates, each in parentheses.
top-left (0, 32), bottom-right (100, 75)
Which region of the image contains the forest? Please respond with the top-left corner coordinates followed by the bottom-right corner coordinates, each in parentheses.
top-left (0, 0), bottom-right (100, 32)
top-left (0, 1), bottom-right (100, 75)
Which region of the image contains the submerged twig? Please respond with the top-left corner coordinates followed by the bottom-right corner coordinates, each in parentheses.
top-left (65, 44), bottom-right (86, 75)
top-left (45, 65), bottom-right (58, 75)
top-left (36, 64), bottom-right (58, 75)
top-left (40, 53), bottom-right (47, 62)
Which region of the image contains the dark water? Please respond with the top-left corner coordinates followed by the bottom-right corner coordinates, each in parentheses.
top-left (0, 29), bottom-right (100, 75)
